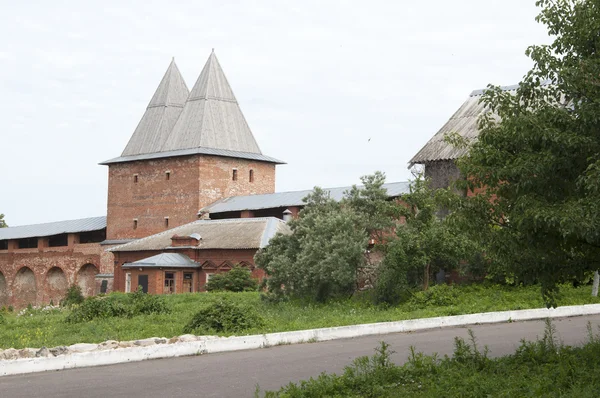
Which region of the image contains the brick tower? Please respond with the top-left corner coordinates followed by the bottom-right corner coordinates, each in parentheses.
top-left (101, 51), bottom-right (284, 240)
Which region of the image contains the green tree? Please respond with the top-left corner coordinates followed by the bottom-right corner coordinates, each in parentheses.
top-left (375, 175), bottom-right (476, 305)
top-left (0, 214), bottom-right (7, 228)
top-left (256, 187), bottom-right (369, 302)
top-left (457, 0), bottom-right (600, 304)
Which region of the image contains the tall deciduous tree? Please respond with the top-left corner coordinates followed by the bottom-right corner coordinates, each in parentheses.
top-left (457, 0), bottom-right (600, 304)
top-left (0, 214), bottom-right (7, 228)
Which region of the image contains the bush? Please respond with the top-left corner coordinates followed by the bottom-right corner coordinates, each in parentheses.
top-left (183, 299), bottom-right (263, 334)
top-left (61, 285), bottom-right (85, 307)
top-left (408, 284), bottom-right (459, 309)
top-left (205, 266), bottom-right (258, 292)
top-left (66, 289), bottom-right (170, 323)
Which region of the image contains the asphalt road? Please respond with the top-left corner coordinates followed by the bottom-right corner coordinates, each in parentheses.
top-left (2, 314), bottom-right (600, 397)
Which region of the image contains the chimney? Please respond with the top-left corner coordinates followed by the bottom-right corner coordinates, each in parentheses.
top-left (282, 209), bottom-right (293, 223)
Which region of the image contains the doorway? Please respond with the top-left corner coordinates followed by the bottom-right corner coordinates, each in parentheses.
top-left (137, 275), bottom-right (148, 293)
top-left (183, 272), bottom-right (193, 293)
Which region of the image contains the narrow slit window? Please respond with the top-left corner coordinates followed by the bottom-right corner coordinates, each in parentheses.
top-left (164, 217), bottom-right (169, 228)
top-left (232, 169), bottom-right (238, 181)
top-left (249, 169), bottom-right (254, 183)
top-left (165, 171), bottom-right (170, 181)
top-left (133, 219), bottom-right (138, 230)
top-left (134, 174), bottom-right (138, 183)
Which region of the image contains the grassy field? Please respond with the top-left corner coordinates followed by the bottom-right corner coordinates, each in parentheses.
top-left (0, 284), bottom-right (599, 350)
top-left (259, 320), bottom-right (600, 397)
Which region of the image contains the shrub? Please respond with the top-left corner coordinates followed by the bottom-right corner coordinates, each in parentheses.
top-left (61, 284), bottom-right (85, 307)
top-left (0, 313), bottom-right (4, 324)
top-left (66, 289), bottom-right (170, 323)
top-left (408, 284), bottom-right (459, 309)
top-left (183, 299), bottom-right (263, 334)
top-left (205, 266), bottom-right (258, 292)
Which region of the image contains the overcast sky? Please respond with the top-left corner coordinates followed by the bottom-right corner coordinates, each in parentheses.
top-left (0, 0), bottom-right (551, 226)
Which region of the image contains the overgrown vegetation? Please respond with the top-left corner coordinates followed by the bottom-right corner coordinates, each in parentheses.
top-left (66, 287), bottom-right (170, 323)
top-left (205, 266), bottom-right (258, 292)
top-left (60, 285), bottom-right (85, 308)
top-left (183, 298), bottom-right (264, 334)
top-left (0, 284), bottom-right (597, 349)
top-left (259, 320), bottom-right (600, 397)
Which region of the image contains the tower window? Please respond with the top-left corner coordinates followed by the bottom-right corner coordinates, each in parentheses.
top-left (249, 169), bottom-right (254, 183)
top-left (165, 171), bottom-right (171, 180)
top-left (133, 174), bottom-right (139, 183)
top-left (164, 217), bottom-right (169, 228)
top-left (133, 219), bottom-right (138, 230)
top-left (232, 169), bottom-right (238, 181)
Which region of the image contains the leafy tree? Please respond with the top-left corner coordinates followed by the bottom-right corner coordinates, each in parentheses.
top-left (256, 187), bottom-right (369, 302)
top-left (205, 266), bottom-right (258, 292)
top-left (375, 176), bottom-right (477, 305)
top-left (0, 214), bottom-right (7, 228)
top-left (457, 0), bottom-right (600, 304)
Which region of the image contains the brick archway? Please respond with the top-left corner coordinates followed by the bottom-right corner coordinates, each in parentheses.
top-left (13, 267), bottom-right (37, 308)
top-left (45, 267), bottom-right (68, 305)
top-left (77, 263), bottom-right (99, 297)
top-left (0, 271), bottom-right (8, 308)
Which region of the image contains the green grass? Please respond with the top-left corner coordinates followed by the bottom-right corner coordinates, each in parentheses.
top-left (0, 284), bottom-right (599, 350)
top-left (259, 321), bottom-right (600, 397)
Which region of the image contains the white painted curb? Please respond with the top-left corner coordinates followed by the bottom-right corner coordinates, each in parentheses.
top-left (2, 303), bottom-right (600, 377)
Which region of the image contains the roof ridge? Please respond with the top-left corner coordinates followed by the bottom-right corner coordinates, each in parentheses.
top-left (1, 215), bottom-right (106, 230)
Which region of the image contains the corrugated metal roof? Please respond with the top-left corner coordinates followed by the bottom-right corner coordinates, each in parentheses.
top-left (121, 59), bottom-right (190, 157)
top-left (109, 217), bottom-right (290, 252)
top-left (122, 253), bottom-right (199, 269)
top-left (201, 181), bottom-right (411, 214)
top-left (162, 50), bottom-right (263, 155)
top-left (409, 84), bottom-right (525, 166)
top-left (100, 146), bottom-right (285, 165)
top-left (0, 216), bottom-right (106, 241)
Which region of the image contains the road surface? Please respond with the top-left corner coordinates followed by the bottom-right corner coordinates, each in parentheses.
top-left (2, 314), bottom-right (600, 397)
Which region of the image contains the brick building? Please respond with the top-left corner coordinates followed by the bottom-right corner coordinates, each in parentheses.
top-left (1, 50), bottom-right (413, 306)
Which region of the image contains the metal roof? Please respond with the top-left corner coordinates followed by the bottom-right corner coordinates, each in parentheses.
top-left (109, 217), bottom-right (290, 252)
top-left (122, 253), bottom-right (199, 269)
top-left (100, 146), bottom-right (285, 165)
top-left (161, 51), bottom-right (262, 155)
top-left (121, 59), bottom-right (190, 157)
top-left (0, 216), bottom-right (106, 241)
top-left (201, 181), bottom-right (411, 214)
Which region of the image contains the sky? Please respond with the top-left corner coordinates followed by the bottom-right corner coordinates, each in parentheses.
top-left (0, 0), bottom-right (551, 226)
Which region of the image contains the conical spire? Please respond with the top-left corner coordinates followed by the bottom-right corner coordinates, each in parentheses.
top-left (160, 51), bottom-right (262, 154)
top-left (121, 59), bottom-right (190, 156)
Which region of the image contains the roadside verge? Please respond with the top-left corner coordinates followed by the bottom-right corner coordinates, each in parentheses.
top-left (2, 303), bottom-right (600, 377)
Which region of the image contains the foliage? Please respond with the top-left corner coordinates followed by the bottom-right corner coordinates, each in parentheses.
top-left (455, 0), bottom-right (600, 305)
top-left (260, 321), bottom-right (600, 397)
top-left (66, 288), bottom-right (169, 323)
top-left (407, 284), bottom-right (460, 309)
top-left (205, 266), bottom-right (258, 292)
top-left (375, 175), bottom-right (480, 304)
top-left (183, 298), bottom-right (264, 334)
top-left (60, 285), bottom-right (85, 307)
top-left (0, 213), bottom-right (7, 228)
top-left (0, 313), bottom-right (4, 324)
top-left (256, 186), bottom-right (369, 302)
top-left (343, 171), bottom-right (400, 242)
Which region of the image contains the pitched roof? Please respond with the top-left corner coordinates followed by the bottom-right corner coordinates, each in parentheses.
top-left (201, 181), bottom-right (410, 214)
top-left (122, 253), bottom-right (198, 269)
top-left (160, 50), bottom-right (263, 155)
top-left (409, 83), bottom-right (534, 166)
top-left (109, 217), bottom-right (290, 252)
top-left (121, 59), bottom-right (190, 157)
top-left (0, 216), bottom-right (106, 241)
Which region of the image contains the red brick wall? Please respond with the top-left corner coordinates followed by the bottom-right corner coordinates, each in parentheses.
top-left (106, 155), bottom-right (276, 240)
top-left (113, 248), bottom-right (262, 294)
top-left (0, 236), bottom-right (114, 308)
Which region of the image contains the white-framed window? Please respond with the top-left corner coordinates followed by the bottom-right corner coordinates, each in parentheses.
top-left (206, 273), bottom-right (214, 283)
